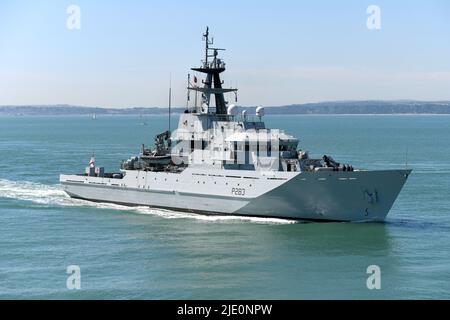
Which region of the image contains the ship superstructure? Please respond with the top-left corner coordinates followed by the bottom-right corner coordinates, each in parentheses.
top-left (60, 28), bottom-right (411, 222)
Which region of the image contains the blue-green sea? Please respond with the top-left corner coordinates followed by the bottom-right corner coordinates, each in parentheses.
top-left (0, 114), bottom-right (449, 299)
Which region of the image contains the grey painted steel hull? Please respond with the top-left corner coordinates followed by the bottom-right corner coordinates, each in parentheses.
top-left (61, 169), bottom-right (411, 222)
top-left (237, 169), bottom-right (411, 221)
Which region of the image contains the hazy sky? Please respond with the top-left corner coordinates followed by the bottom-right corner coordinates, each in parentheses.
top-left (1, 0), bottom-right (449, 108)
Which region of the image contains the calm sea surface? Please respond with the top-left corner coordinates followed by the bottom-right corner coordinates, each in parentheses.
top-left (0, 114), bottom-right (449, 299)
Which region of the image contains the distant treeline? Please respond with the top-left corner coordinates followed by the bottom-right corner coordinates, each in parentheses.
top-left (1, 101), bottom-right (450, 116)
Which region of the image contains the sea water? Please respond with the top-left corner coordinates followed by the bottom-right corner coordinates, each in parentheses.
top-left (0, 114), bottom-right (449, 299)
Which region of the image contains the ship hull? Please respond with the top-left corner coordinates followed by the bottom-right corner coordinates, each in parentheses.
top-left (60, 169), bottom-right (411, 222)
top-left (237, 169), bottom-right (411, 221)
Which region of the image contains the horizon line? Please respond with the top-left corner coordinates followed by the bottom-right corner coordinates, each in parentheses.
top-left (1, 99), bottom-right (450, 109)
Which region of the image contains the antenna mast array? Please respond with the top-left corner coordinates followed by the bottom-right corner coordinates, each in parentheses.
top-left (187, 27), bottom-right (238, 115)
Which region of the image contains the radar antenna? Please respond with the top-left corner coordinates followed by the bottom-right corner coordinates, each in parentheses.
top-left (188, 27), bottom-right (238, 115)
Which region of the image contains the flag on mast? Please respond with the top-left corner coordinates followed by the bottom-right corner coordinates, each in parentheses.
top-left (89, 157), bottom-right (95, 168)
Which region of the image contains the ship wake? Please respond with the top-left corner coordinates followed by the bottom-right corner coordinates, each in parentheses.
top-left (0, 179), bottom-right (297, 225)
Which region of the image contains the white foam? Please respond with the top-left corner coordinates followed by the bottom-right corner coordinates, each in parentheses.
top-left (0, 179), bottom-right (297, 225)
top-left (131, 206), bottom-right (297, 224)
top-left (0, 179), bottom-right (67, 205)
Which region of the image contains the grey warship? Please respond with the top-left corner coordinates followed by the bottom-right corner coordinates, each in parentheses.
top-left (60, 28), bottom-right (411, 222)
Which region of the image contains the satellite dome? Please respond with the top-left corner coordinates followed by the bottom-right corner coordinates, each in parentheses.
top-left (256, 106), bottom-right (265, 117)
top-left (227, 104), bottom-right (237, 115)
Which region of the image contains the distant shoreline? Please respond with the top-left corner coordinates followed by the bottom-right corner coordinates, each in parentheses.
top-left (1, 100), bottom-right (450, 116)
top-left (2, 113), bottom-right (450, 118)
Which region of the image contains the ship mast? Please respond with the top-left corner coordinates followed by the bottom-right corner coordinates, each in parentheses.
top-left (168, 73), bottom-right (172, 133)
top-left (189, 27), bottom-right (237, 115)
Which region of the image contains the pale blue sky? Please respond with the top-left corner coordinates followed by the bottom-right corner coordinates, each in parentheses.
top-left (1, 0), bottom-right (449, 107)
